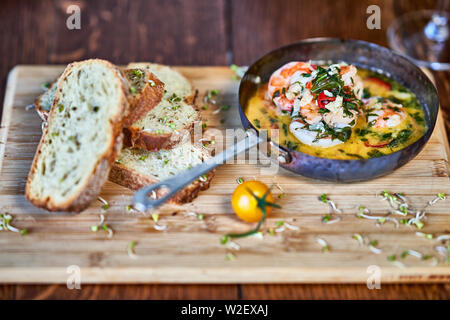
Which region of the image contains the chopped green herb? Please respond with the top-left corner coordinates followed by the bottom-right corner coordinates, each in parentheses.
top-left (139, 155), bottom-right (147, 161)
top-left (414, 221), bottom-right (424, 229)
top-left (129, 86), bottom-right (137, 94)
top-left (367, 149), bottom-right (384, 158)
top-left (221, 235), bottom-right (229, 245)
top-left (388, 254), bottom-right (396, 261)
top-left (282, 123), bottom-right (288, 136)
top-left (225, 252), bottom-right (235, 261)
top-left (169, 93), bottom-right (181, 103)
top-left (369, 240), bottom-right (378, 247)
top-left (132, 69), bottom-right (143, 77)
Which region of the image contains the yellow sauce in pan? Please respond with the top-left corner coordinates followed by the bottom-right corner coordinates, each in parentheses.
top-left (245, 69), bottom-right (427, 160)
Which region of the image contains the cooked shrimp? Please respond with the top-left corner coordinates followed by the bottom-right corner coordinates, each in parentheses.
top-left (340, 65), bottom-right (364, 99)
top-left (299, 103), bottom-right (322, 125)
top-left (322, 96), bottom-right (358, 128)
top-left (365, 98), bottom-right (406, 128)
top-left (267, 61), bottom-right (313, 112)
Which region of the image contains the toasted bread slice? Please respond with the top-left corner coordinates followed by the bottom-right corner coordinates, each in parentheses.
top-left (109, 142), bottom-right (214, 204)
top-left (122, 68), bottom-right (164, 127)
top-left (34, 68), bottom-right (164, 126)
top-left (126, 63), bottom-right (195, 103)
top-left (124, 63), bottom-right (200, 151)
top-left (34, 80), bottom-right (58, 121)
top-left (26, 59), bottom-right (130, 212)
top-left (124, 98), bottom-right (200, 150)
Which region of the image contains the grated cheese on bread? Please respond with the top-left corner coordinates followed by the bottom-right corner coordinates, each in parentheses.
top-left (26, 59), bottom-right (130, 212)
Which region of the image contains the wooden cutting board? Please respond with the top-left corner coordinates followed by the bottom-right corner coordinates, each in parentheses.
top-left (0, 65), bottom-right (449, 284)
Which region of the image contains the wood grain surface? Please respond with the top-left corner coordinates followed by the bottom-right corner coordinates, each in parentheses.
top-left (0, 0), bottom-right (449, 300)
top-left (0, 65), bottom-right (449, 284)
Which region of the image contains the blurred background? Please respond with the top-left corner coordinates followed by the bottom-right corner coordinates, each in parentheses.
top-left (0, 0), bottom-right (448, 120)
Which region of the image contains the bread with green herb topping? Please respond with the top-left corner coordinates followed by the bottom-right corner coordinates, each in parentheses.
top-left (109, 141), bottom-right (214, 204)
top-left (26, 59), bottom-right (130, 212)
top-left (34, 68), bottom-right (164, 127)
top-left (124, 63), bottom-right (200, 151)
top-left (34, 80), bottom-right (58, 121)
top-left (122, 68), bottom-right (165, 127)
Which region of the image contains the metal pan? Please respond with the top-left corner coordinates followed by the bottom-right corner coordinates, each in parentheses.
top-left (134, 38), bottom-right (439, 211)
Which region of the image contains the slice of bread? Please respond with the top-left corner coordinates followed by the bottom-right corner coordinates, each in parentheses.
top-left (122, 68), bottom-right (164, 127)
top-left (26, 59), bottom-right (130, 212)
top-left (126, 63), bottom-right (195, 103)
top-left (34, 68), bottom-right (164, 126)
top-left (34, 80), bottom-right (58, 121)
top-left (109, 142), bottom-right (214, 204)
top-left (124, 63), bottom-right (200, 151)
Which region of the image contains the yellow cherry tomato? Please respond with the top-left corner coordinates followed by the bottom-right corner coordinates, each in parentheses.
top-left (231, 181), bottom-right (274, 223)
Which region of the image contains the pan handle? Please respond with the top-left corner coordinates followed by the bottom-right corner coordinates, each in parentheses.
top-left (133, 129), bottom-right (263, 212)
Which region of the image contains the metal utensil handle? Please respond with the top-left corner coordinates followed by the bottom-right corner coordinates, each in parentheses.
top-left (133, 130), bottom-right (262, 211)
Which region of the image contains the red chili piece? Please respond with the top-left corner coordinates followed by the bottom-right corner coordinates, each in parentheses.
top-left (317, 91), bottom-right (336, 109)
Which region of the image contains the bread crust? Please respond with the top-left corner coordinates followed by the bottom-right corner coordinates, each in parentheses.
top-left (34, 79), bottom-right (57, 121)
top-left (123, 70), bottom-right (165, 128)
top-left (109, 163), bottom-right (215, 205)
top-left (25, 59), bottom-right (130, 213)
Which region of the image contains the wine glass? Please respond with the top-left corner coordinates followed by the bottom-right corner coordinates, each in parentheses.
top-left (387, 0), bottom-right (450, 70)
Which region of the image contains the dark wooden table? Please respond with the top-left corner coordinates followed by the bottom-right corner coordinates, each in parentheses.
top-left (1, 0), bottom-right (449, 300)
